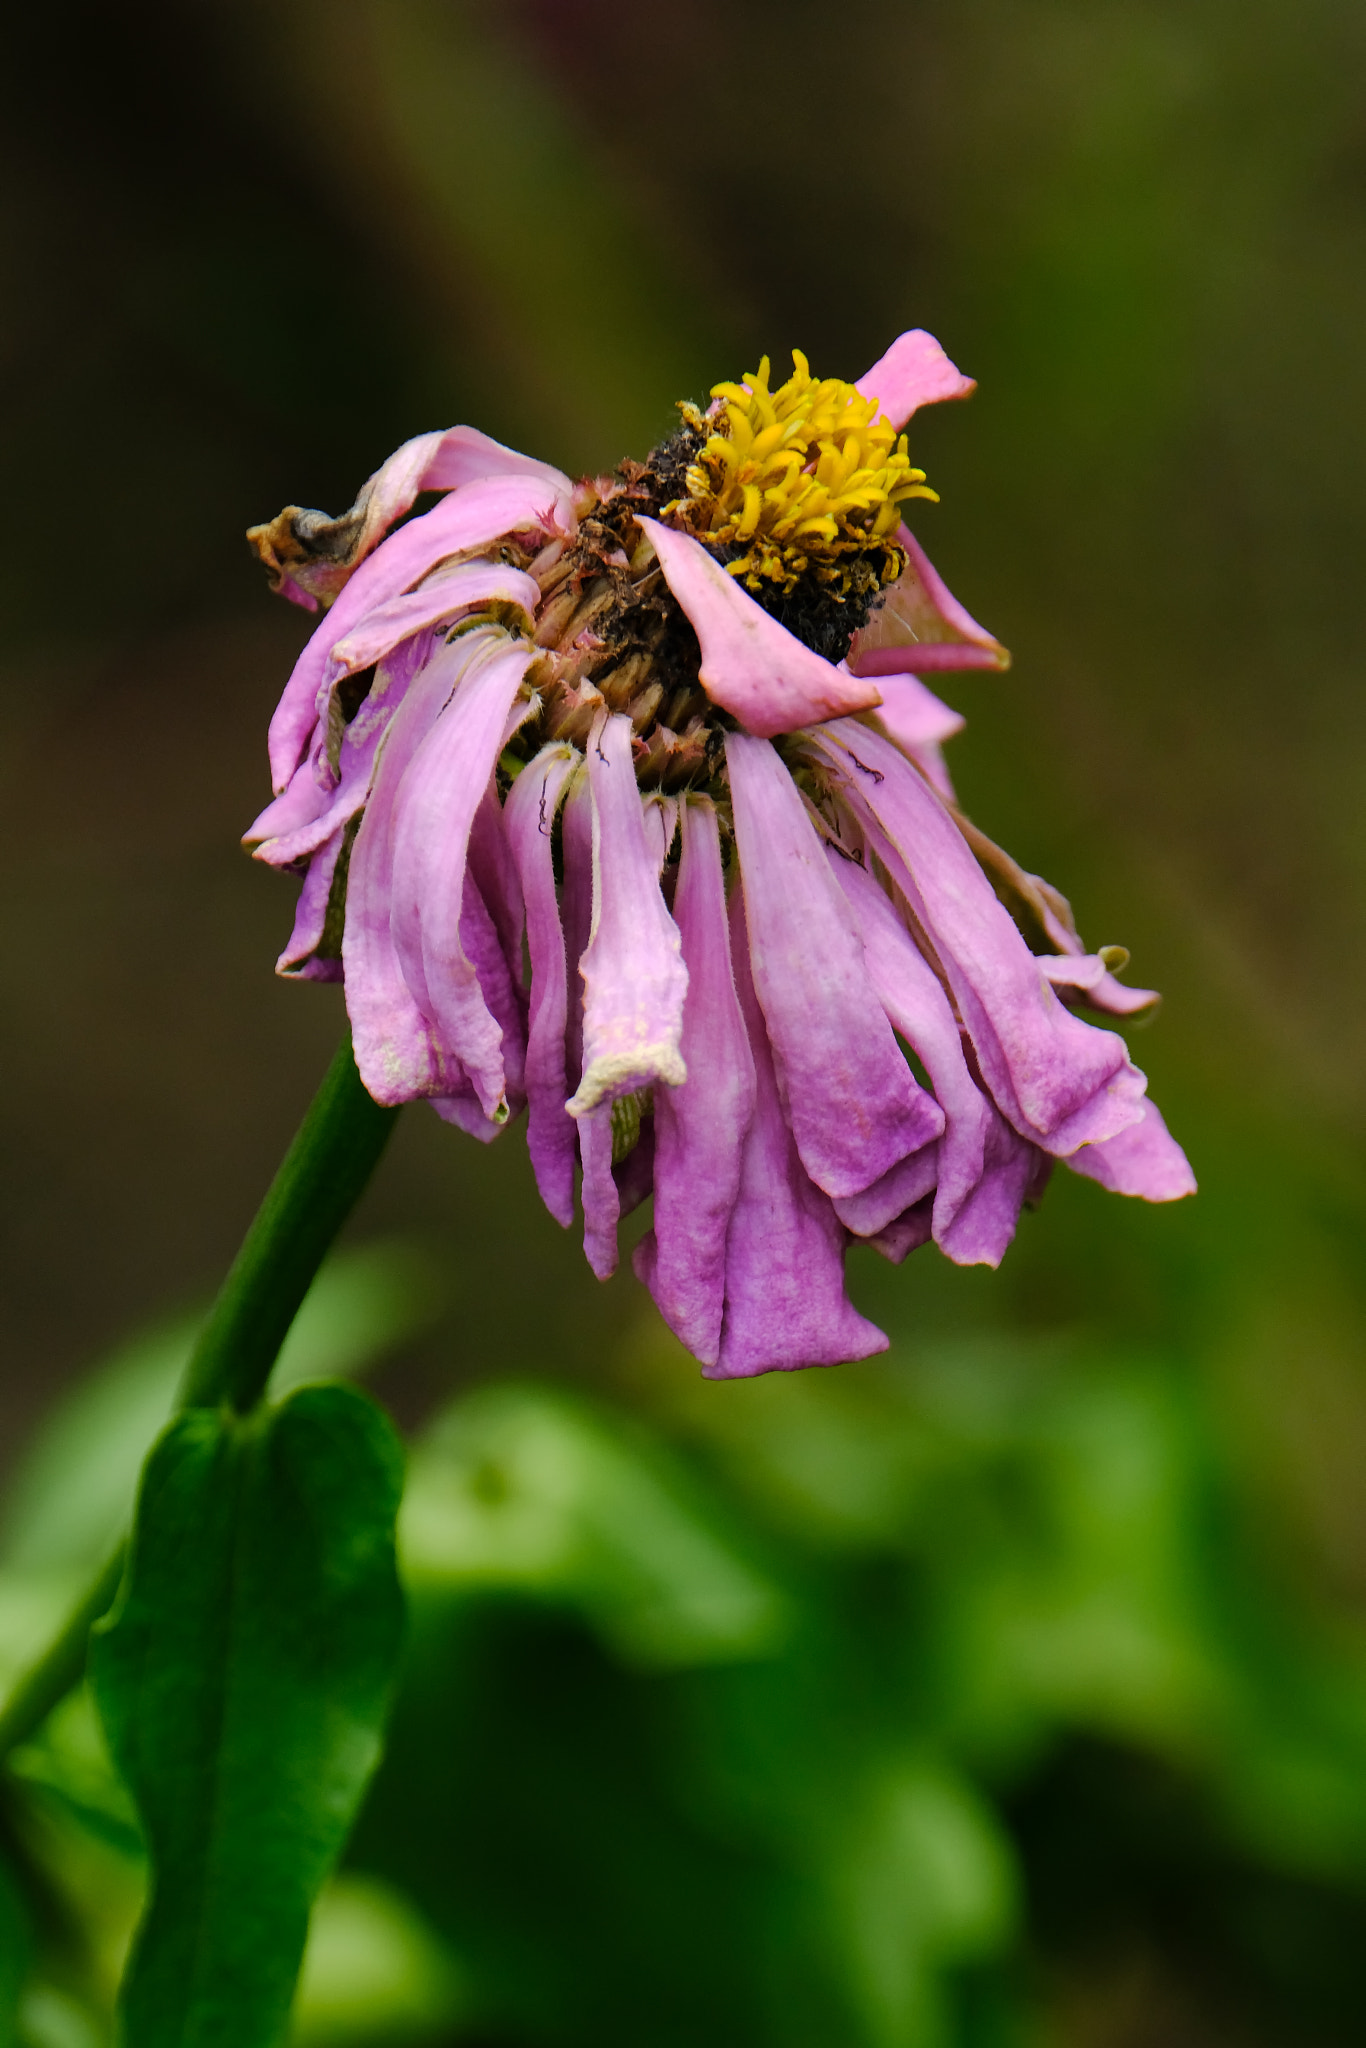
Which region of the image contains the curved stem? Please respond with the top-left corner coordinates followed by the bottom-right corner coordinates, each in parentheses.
top-left (0, 1035), bottom-right (400, 1764)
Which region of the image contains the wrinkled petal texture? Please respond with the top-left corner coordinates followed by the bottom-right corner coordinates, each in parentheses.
top-left (708, 893), bottom-right (889, 1380)
top-left (567, 713), bottom-right (689, 1117)
top-left (848, 528), bottom-right (1010, 679)
top-left (812, 720), bottom-right (1148, 1156)
top-left (505, 745), bottom-right (579, 1226)
top-left (727, 732), bottom-right (942, 1200)
top-left (634, 799), bottom-right (757, 1366)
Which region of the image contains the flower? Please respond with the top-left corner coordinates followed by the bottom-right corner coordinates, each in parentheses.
top-left (246, 330), bottom-right (1195, 1379)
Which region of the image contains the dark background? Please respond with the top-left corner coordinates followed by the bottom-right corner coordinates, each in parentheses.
top-left (2, 8), bottom-right (1366, 2038)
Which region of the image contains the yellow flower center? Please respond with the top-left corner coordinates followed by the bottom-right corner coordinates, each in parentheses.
top-left (665, 351), bottom-right (938, 599)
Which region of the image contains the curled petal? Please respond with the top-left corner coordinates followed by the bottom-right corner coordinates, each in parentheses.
top-left (813, 720), bottom-right (1147, 1155)
top-left (248, 424), bottom-right (573, 612)
top-left (578, 1106), bottom-right (620, 1281)
top-left (854, 330), bottom-right (976, 430)
top-left (640, 517), bottom-right (882, 737)
top-left (275, 822), bottom-right (347, 984)
top-left (709, 893), bottom-right (888, 1380)
top-left (388, 630), bottom-right (536, 1121)
top-left (324, 560), bottom-right (542, 687)
top-left (847, 527), bottom-right (1009, 679)
top-left (634, 798), bottom-right (757, 1366)
top-left (567, 712), bottom-right (689, 1117)
top-left (342, 641), bottom-right (475, 1104)
top-left (1041, 953), bottom-right (1159, 1017)
top-left (727, 732), bottom-right (942, 1201)
top-left (504, 744), bottom-right (580, 1227)
top-left (244, 747), bottom-right (332, 850)
top-left (268, 473), bottom-right (569, 793)
top-left (1067, 1102), bottom-right (1196, 1201)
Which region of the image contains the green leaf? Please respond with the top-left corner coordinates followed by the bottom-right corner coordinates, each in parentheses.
top-left (89, 1386), bottom-right (405, 2048)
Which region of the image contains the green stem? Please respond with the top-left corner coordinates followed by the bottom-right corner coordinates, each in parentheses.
top-left (0, 1035), bottom-right (400, 1764)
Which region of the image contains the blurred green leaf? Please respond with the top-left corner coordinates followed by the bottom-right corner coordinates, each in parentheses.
top-left (2, 1244), bottom-right (438, 1576)
top-left (89, 1386), bottom-right (405, 2048)
top-left (401, 1385), bottom-right (788, 1667)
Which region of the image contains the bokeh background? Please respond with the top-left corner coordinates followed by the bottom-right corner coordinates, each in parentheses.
top-left (3, 3), bottom-right (1366, 2044)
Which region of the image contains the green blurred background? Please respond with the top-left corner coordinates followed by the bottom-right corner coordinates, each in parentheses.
top-left (2, 3), bottom-right (1366, 2042)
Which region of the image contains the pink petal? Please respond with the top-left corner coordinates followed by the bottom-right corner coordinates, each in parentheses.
top-left (708, 893), bottom-right (889, 1380)
top-left (578, 1105), bottom-right (621, 1281)
top-left (504, 744), bottom-right (580, 1227)
top-left (566, 712), bottom-right (689, 1118)
top-left (861, 669), bottom-right (965, 801)
top-left (1067, 1102), bottom-right (1196, 1201)
top-left (639, 517), bottom-right (883, 737)
top-left (468, 778), bottom-right (527, 1003)
top-left (252, 635), bottom-right (437, 871)
top-left (813, 720), bottom-right (1148, 1155)
top-left (854, 329), bottom-right (976, 430)
top-left (560, 768), bottom-right (595, 1099)
top-left (268, 473), bottom-right (569, 793)
top-left (323, 560), bottom-right (541, 688)
top-left (275, 821), bottom-right (347, 983)
top-left (342, 641), bottom-right (476, 1104)
top-left (726, 732), bottom-right (942, 1201)
top-left (244, 748), bottom-right (332, 849)
top-left (633, 798), bottom-right (757, 1366)
top-left (389, 630), bottom-right (536, 1123)
top-left (847, 527), bottom-right (1009, 679)
top-left (828, 852), bottom-right (1014, 1260)
top-left (1039, 953), bottom-right (1160, 1018)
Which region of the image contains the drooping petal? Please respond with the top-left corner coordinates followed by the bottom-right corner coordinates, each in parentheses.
top-left (1067, 1101), bottom-right (1196, 1201)
top-left (268, 473), bottom-right (569, 792)
top-left (709, 893), bottom-right (888, 1381)
top-left (244, 749), bottom-right (332, 849)
top-left (248, 425), bottom-right (573, 612)
top-left (861, 669), bottom-right (965, 801)
top-left (854, 330), bottom-right (977, 430)
top-left (639, 517), bottom-right (883, 737)
top-left (1040, 953), bottom-right (1160, 1017)
top-left (467, 778), bottom-right (527, 1002)
top-left (458, 872), bottom-right (527, 1110)
top-left (388, 629), bottom-right (536, 1122)
top-left (726, 732), bottom-right (943, 1201)
top-left (827, 851), bottom-right (993, 1243)
top-left (342, 640), bottom-right (476, 1104)
top-left (566, 712), bottom-right (688, 1118)
top-left (633, 798), bottom-right (757, 1366)
top-left (275, 821), bottom-right (348, 984)
top-left (560, 767), bottom-right (595, 1099)
top-left (641, 792), bottom-right (680, 873)
top-left (578, 1104), bottom-right (620, 1281)
top-left (812, 720), bottom-right (1147, 1156)
top-left (504, 744), bottom-right (579, 1227)
top-left (252, 634), bottom-right (437, 871)
top-left (847, 527), bottom-right (1010, 679)
top-left (323, 560), bottom-right (541, 689)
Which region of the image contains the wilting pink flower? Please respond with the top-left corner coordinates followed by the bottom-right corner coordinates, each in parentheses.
top-left (246, 331), bottom-right (1194, 1378)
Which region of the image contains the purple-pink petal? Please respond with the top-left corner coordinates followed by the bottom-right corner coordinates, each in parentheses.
top-left (640, 517), bottom-right (883, 737)
top-left (812, 719), bottom-right (1147, 1156)
top-left (726, 732), bottom-right (942, 1201)
top-left (323, 560), bottom-right (542, 689)
top-left (342, 640), bottom-right (475, 1104)
top-left (275, 821), bottom-right (346, 983)
top-left (566, 712), bottom-right (688, 1117)
top-left (578, 1104), bottom-right (621, 1280)
top-left (847, 527), bottom-right (1009, 680)
top-left (634, 798), bottom-right (757, 1366)
top-left (1067, 1101), bottom-right (1196, 1201)
top-left (388, 630), bottom-right (536, 1121)
top-left (504, 744), bottom-right (580, 1227)
top-left (709, 893), bottom-right (889, 1380)
top-left (854, 330), bottom-right (976, 429)
top-left (268, 473), bottom-right (570, 793)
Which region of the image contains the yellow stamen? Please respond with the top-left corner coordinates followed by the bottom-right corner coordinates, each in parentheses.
top-left (664, 351), bottom-right (938, 598)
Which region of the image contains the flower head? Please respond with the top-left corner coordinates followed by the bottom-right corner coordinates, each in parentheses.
top-left (246, 329), bottom-right (1194, 1378)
